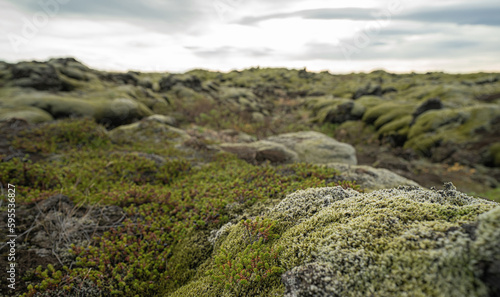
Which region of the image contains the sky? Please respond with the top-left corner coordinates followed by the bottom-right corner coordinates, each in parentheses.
top-left (0, 0), bottom-right (499, 73)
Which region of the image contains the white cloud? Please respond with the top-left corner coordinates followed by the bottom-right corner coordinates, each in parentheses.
top-left (0, 0), bottom-right (499, 73)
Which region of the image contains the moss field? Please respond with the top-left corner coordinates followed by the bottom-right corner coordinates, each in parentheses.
top-left (0, 117), bottom-right (497, 297)
top-left (0, 118), bottom-right (357, 296)
top-left (1, 59), bottom-right (500, 296)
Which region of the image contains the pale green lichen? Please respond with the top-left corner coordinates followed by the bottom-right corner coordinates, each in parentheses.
top-left (277, 185), bottom-right (499, 297)
top-left (208, 222), bottom-right (234, 247)
top-left (268, 187), bottom-right (358, 227)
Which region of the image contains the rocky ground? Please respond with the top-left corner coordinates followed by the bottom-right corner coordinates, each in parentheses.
top-left (0, 58), bottom-right (499, 296)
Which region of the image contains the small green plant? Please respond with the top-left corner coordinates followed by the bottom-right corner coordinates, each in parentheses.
top-left (0, 157), bottom-right (61, 192)
top-left (336, 180), bottom-right (362, 192)
top-left (12, 117), bottom-right (110, 154)
top-left (208, 239), bottom-right (284, 295)
top-left (242, 217), bottom-right (279, 244)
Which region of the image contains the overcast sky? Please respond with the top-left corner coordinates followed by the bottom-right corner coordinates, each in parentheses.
top-left (1, 0), bottom-right (499, 73)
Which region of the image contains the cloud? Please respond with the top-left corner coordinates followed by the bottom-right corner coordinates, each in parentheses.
top-left (1, 0), bottom-right (499, 73)
top-left (235, 3), bottom-right (500, 27)
top-left (297, 23), bottom-right (500, 61)
top-left (188, 46), bottom-right (275, 59)
top-left (237, 8), bottom-right (376, 25)
top-left (400, 4), bottom-right (500, 26)
top-left (3, 0), bottom-right (212, 33)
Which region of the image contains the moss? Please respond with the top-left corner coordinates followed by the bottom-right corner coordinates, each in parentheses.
top-left (306, 97), bottom-right (363, 123)
top-left (0, 106), bottom-right (53, 123)
top-left (12, 117), bottom-right (110, 154)
top-left (274, 186), bottom-right (498, 296)
top-left (2, 94), bottom-right (153, 126)
top-left (377, 115), bottom-right (412, 136)
top-left (489, 143), bottom-right (500, 167)
top-left (159, 230), bottom-right (213, 294)
top-left (161, 185), bottom-right (498, 297)
top-left (407, 109), bottom-right (469, 140)
top-left (362, 102), bottom-right (414, 125)
top-left (373, 104), bottom-right (414, 129)
top-left (9, 60), bottom-right (500, 297)
top-left (269, 187), bottom-right (358, 228)
top-left (108, 119), bottom-right (189, 145)
top-left (406, 105), bottom-right (500, 154)
top-left (167, 276), bottom-right (223, 297)
top-left (355, 95), bottom-right (385, 109)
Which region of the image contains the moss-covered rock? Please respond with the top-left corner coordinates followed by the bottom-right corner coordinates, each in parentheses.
top-left (219, 141), bottom-right (299, 164)
top-left (159, 74), bottom-right (202, 92)
top-left (271, 184), bottom-right (499, 297)
top-left (325, 162), bottom-right (420, 191)
top-left (354, 95), bottom-right (385, 109)
top-left (109, 118), bottom-right (189, 144)
top-left (168, 184), bottom-right (498, 297)
top-left (306, 96), bottom-right (365, 124)
top-left (2, 94), bottom-right (153, 127)
top-left (0, 106), bottom-right (53, 123)
top-left (488, 142), bottom-right (500, 167)
top-left (266, 131), bottom-right (357, 165)
top-left (405, 104), bottom-right (500, 155)
top-left (362, 102), bottom-right (415, 129)
top-left (8, 61), bottom-right (68, 91)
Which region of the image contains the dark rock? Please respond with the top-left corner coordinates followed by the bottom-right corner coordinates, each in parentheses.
top-left (10, 61), bottom-right (68, 91)
top-left (373, 152), bottom-right (412, 172)
top-left (324, 101), bottom-right (362, 123)
top-left (475, 76), bottom-right (499, 85)
top-left (159, 74), bottom-right (202, 92)
top-left (101, 71), bottom-right (139, 85)
top-left (476, 93), bottom-right (500, 103)
top-left (410, 97), bottom-right (443, 125)
top-left (138, 78), bottom-right (153, 89)
top-left (353, 83), bottom-right (382, 99)
top-left (477, 259), bottom-right (500, 297)
top-left (298, 68), bottom-right (314, 79)
top-left (48, 57), bottom-right (82, 66)
top-left (382, 86), bottom-right (397, 94)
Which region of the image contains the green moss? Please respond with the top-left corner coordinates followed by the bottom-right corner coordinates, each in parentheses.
top-left (0, 157), bottom-right (62, 191)
top-left (407, 109), bottom-right (469, 140)
top-left (355, 95), bottom-right (385, 109)
top-left (159, 230), bottom-right (213, 294)
top-left (406, 105), bottom-right (500, 154)
top-left (12, 117), bottom-right (110, 154)
top-left (2, 90), bottom-right (154, 125)
top-left (108, 119), bottom-right (189, 145)
top-left (362, 102), bottom-right (414, 126)
top-left (378, 115), bottom-right (412, 136)
top-left (0, 106), bottom-right (54, 123)
top-left (470, 188), bottom-right (500, 203)
top-left (489, 143), bottom-right (500, 167)
top-left (373, 104), bottom-right (414, 129)
top-left (306, 97), bottom-right (360, 123)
